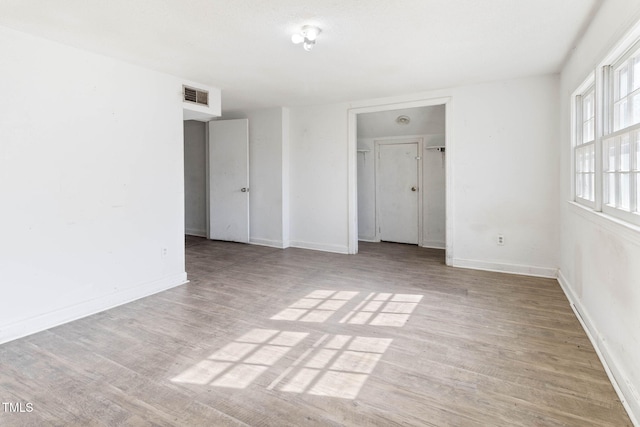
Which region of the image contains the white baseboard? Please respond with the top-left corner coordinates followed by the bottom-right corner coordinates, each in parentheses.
top-left (289, 240), bottom-right (349, 254)
top-left (0, 272), bottom-right (188, 345)
top-left (185, 228), bottom-right (206, 237)
top-left (421, 240), bottom-right (445, 249)
top-left (451, 258), bottom-right (558, 278)
top-left (250, 237), bottom-right (287, 249)
top-left (358, 237), bottom-right (379, 243)
top-left (557, 271), bottom-right (639, 426)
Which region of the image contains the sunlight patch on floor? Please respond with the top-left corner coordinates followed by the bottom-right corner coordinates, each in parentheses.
top-left (171, 329), bottom-right (308, 388)
top-left (340, 292), bottom-right (423, 327)
top-left (270, 290), bottom-right (423, 327)
top-left (172, 329), bottom-right (392, 399)
top-left (270, 290), bottom-right (360, 323)
top-left (269, 334), bottom-right (392, 399)
top-left (172, 289), bottom-right (418, 398)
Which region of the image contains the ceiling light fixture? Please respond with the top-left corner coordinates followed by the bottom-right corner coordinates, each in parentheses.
top-left (396, 115), bottom-right (411, 125)
top-left (292, 25), bottom-right (322, 51)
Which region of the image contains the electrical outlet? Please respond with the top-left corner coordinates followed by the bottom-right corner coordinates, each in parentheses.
top-left (161, 247), bottom-right (168, 257)
top-left (497, 234), bottom-right (505, 246)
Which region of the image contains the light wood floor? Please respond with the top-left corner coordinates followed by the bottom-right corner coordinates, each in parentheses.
top-left (0, 237), bottom-right (632, 426)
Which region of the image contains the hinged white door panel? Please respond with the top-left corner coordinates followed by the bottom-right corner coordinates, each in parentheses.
top-left (376, 142), bottom-right (419, 244)
top-left (208, 119), bottom-right (249, 243)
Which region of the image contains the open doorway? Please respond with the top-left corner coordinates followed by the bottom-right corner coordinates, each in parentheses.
top-left (347, 98), bottom-right (452, 264)
top-left (183, 118), bottom-right (250, 243)
top-left (357, 106), bottom-right (445, 247)
top-left (183, 120), bottom-right (207, 238)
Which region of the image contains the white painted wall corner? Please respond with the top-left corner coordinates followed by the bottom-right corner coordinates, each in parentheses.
top-left (289, 240), bottom-right (349, 254)
top-left (250, 238), bottom-right (287, 249)
top-left (0, 273), bottom-right (187, 346)
top-left (358, 237), bottom-right (380, 243)
top-left (421, 240), bottom-right (446, 250)
top-left (557, 271), bottom-right (640, 427)
top-left (185, 228), bottom-right (207, 237)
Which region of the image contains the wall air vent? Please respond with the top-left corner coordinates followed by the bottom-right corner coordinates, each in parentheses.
top-left (183, 85), bottom-right (208, 107)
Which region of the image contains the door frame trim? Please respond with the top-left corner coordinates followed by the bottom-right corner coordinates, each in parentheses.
top-left (374, 138), bottom-right (423, 245)
top-left (347, 96), bottom-right (452, 266)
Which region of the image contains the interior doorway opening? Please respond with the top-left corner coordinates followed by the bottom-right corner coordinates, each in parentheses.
top-left (348, 98), bottom-right (452, 264)
top-left (183, 118), bottom-right (250, 243)
top-left (183, 120), bottom-right (208, 238)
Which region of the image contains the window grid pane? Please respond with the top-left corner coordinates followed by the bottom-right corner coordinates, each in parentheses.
top-left (602, 131), bottom-right (638, 212)
top-left (576, 148), bottom-right (583, 174)
top-left (583, 91), bottom-right (594, 120)
top-left (633, 93), bottom-right (640, 126)
top-left (576, 172), bottom-right (583, 198)
top-left (621, 135), bottom-right (631, 171)
top-left (581, 88), bottom-right (595, 143)
top-left (604, 138), bottom-right (615, 171)
top-left (575, 142), bottom-right (595, 201)
top-left (635, 133), bottom-right (640, 171)
top-left (615, 99), bottom-right (628, 130)
top-left (605, 172), bottom-right (616, 206)
top-left (621, 173), bottom-right (631, 210)
top-left (613, 56), bottom-right (640, 131)
top-left (618, 65), bottom-right (629, 100)
top-left (634, 57), bottom-right (640, 91)
top-left (583, 120), bottom-right (594, 143)
top-left (636, 173), bottom-right (640, 213)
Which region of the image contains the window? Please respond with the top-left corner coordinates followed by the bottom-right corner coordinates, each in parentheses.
top-left (603, 134), bottom-right (639, 212)
top-left (603, 44), bottom-right (640, 223)
top-left (575, 85), bottom-right (595, 205)
top-left (572, 38), bottom-right (640, 227)
top-left (612, 54), bottom-right (640, 131)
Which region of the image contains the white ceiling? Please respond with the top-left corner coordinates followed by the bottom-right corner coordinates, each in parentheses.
top-left (358, 106), bottom-right (445, 139)
top-left (0, 0), bottom-right (600, 113)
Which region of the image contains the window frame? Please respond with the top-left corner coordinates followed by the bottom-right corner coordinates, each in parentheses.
top-left (572, 76), bottom-right (597, 209)
top-left (571, 37), bottom-right (640, 227)
top-left (602, 43), bottom-right (640, 226)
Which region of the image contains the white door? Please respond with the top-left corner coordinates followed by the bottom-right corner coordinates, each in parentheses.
top-left (208, 119), bottom-right (249, 243)
top-left (376, 142), bottom-right (419, 244)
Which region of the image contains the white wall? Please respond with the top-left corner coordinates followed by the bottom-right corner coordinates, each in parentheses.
top-left (0, 26), bottom-right (218, 344)
top-left (289, 75), bottom-right (559, 274)
top-left (183, 120), bottom-right (207, 236)
top-left (559, 1), bottom-right (640, 423)
top-left (290, 103), bottom-right (350, 253)
top-left (282, 109), bottom-right (291, 247)
top-left (451, 76), bottom-right (559, 276)
top-left (223, 107), bottom-right (290, 248)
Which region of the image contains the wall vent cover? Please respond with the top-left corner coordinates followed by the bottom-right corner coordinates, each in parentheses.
top-left (183, 86), bottom-right (208, 106)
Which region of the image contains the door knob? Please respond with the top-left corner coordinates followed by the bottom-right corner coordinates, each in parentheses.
top-left (241, 187), bottom-right (249, 192)
top-left (411, 186), bottom-right (417, 192)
